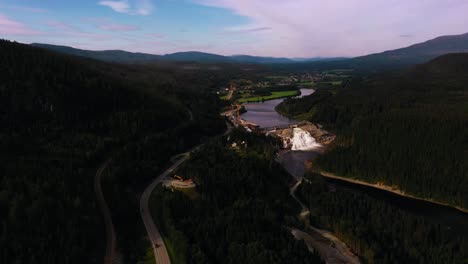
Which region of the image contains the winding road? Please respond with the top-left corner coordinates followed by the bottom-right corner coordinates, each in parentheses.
top-left (94, 159), bottom-right (118, 264)
top-left (140, 117), bottom-right (233, 264)
top-left (140, 153), bottom-right (190, 264)
top-left (94, 106), bottom-right (227, 264)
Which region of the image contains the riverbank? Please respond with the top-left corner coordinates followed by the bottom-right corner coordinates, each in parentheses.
top-left (289, 179), bottom-right (360, 263)
top-left (320, 171), bottom-right (468, 214)
top-left (290, 227), bottom-right (360, 264)
top-left (243, 86), bottom-right (467, 261)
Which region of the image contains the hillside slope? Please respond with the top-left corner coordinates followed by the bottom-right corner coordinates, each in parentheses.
top-left (0, 40), bottom-right (225, 264)
top-left (352, 32), bottom-right (468, 68)
top-left (31, 43), bottom-right (297, 64)
top-left (277, 53), bottom-right (468, 208)
top-left (278, 32), bottom-right (468, 72)
top-left (31, 43), bottom-right (162, 63)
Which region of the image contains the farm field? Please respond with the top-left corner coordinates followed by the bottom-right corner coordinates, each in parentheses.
top-left (238, 90), bottom-right (299, 103)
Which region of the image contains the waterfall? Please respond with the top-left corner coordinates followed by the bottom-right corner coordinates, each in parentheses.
top-left (291, 128), bottom-right (322, 151)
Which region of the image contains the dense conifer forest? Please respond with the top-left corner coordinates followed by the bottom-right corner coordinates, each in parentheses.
top-left (2, 38), bottom-right (467, 264)
top-left (298, 173), bottom-right (468, 264)
top-left (150, 129), bottom-right (323, 264)
top-left (0, 40), bottom-right (228, 263)
top-left (101, 101), bottom-right (225, 263)
top-left (277, 54), bottom-right (468, 208)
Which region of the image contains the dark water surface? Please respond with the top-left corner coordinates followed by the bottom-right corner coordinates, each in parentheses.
top-left (277, 150), bottom-right (321, 180)
top-left (325, 177), bottom-right (468, 236)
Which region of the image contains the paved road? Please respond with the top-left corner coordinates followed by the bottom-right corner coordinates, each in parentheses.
top-left (140, 153), bottom-right (190, 264)
top-left (140, 120), bottom-right (232, 264)
top-left (94, 159), bottom-right (117, 264)
top-left (226, 89), bottom-right (234, 100)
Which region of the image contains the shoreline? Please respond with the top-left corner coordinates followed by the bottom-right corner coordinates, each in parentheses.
top-left (288, 178), bottom-right (360, 264)
top-left (320, 171), bottom-right (468, 214)
top-left (289, 227), bottom-right (360, 264)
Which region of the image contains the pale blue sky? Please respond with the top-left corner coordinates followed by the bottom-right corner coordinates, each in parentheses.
top-left (1, 0), bottom-right (468, 57)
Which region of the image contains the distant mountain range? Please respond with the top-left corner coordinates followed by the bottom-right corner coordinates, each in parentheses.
top-left (289, 32), bottom-right (468, 71)
top-left (30, 43), bottom-right (161, 63)
top-left (351, 32), bottom-right (468, 68)
top-left (30, 43), bottom-right (346, 64)
top-left (32, 32), bottom-right (468, 69)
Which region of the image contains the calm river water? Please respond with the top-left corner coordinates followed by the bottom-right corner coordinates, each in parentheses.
top-left (241, 88), bottom-right (322, 179)
top-left (241, 89), bottom-right (316, 128)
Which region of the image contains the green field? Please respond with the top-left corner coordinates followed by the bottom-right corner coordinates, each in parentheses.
top-left (238, 90), bottom-right (299, 103)
top-left (318, 81), bottom-right (342, 86)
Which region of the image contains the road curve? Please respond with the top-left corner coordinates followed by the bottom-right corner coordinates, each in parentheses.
top-left (140, 154), bottom-right (190, 264)
top-left (94, 159), bottom-right (117, 264)
top-left (140, 120), bottom-right (232, 264)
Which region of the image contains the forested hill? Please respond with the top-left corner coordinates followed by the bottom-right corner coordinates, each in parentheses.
top-left (277, 53), bottom-right (468, 208)
top-left (350, 32), bottom-right (468, 69)
top-left (0, 40), bottom-right (226, 263)
top-left (31, 43), bottom-right (297, 64)
top-left (414, 52), bottom-right (468, 74)
top-left (31, 43), bottom-right (162, 63)
top-left (1, 40), bottom-right (189, 133)
top-left (276, 32), bottom-right (468, 72)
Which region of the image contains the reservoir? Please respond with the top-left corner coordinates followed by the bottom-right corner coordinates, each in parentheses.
top-left (241, 88), bottom-right (323, 180)
top-left (241, 88), bottom-right (316, 128)
top-left (241, 88), bottom-right (322, 179)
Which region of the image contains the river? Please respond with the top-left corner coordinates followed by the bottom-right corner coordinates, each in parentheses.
top-left (241, 89), bottom-right (316, 128)
top-left (241, 89), bottom-right (323, 179)
top-left (240, 88), bottom-right (468, 237)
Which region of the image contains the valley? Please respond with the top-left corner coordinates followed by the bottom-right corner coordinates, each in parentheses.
top-left (2, 10), bottom-right (468, 263)
top-left (215, 75), bottom-right (468, 263)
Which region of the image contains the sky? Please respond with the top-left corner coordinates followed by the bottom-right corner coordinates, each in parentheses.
top-left (1, 0), bottom-right (468, 57)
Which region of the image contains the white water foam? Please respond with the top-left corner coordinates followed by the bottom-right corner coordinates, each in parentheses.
top-left (291, 128), bottom-right (322, 151)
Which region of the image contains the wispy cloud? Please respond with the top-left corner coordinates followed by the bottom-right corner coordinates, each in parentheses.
top-left (85, 18), bottom-right (141, 32)
top-left (193, 0), bottom-right (468, 57)
top-left (146, 33), bottom-right (164, 38)
top-left (400, 34), bottom-right (414, 38)
top-left (0, 14), bottom-right (42, 35)
top-left (98, 0), bottom-right (153, 15)
top-left (98, 1), bottom-right (130, 13)
top-left (135, 0), bottom-right (154, 15)
top-left (98, 23), bottom-right (140, 32)
top-left (223, 26), bottom-right (272, 34)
